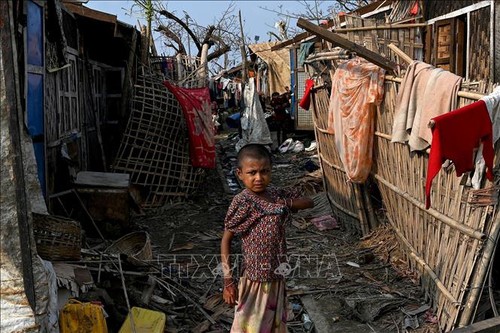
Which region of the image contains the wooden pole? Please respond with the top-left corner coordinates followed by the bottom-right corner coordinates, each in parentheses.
top-left (296, 18), bottom-right (398, 71)
top-left (238, 10), bottom-right (247, 84)
top-left (198, 43), bottom-right (209, 87)
top-left (336, 22), bottom-right (427, 33)
top-left (458, 211), bottom-right (500, 327)
top-left (388, 43), bottom-right (413, 64)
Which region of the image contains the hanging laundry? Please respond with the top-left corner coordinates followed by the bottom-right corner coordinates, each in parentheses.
top-left (298, 41), bottom-right (315, 67)
top-left (299, 79), bottom-right (315, 110)
top-left (164, 81), bottom-right (216, 169)
top-left (236, 78), bottom-right (273, 151)
top-left (425, 100), bottom-right (494, 209)
top-left (392, 61), bottom-right (462, 151)
top-left (469, 86), bottom-right (500, 189)
top-left (327, 57), bottom-right (385, 183)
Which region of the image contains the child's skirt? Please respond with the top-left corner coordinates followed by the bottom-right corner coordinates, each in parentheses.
top-left (230, 276), bottom-right (287, 333)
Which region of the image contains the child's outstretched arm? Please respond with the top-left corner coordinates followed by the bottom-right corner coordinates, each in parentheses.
top-left (287, 197), bottom-right (314, 213)
top-left (221, 230), bottom-right (238, 306)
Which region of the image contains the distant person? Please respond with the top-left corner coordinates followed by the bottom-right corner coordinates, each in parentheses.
top-left (220, 144), bottom-right (314, 332)
top-left (269, 91), bottom-right (292, 145)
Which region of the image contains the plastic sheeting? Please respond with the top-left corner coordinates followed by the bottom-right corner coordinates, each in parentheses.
top-left (236, 78), bottom-right (273, 152)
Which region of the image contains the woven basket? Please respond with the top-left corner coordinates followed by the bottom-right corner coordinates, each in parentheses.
top-left (33, 213), bottom-right (82, 261)
top-left (105, 231), bottom-right (152, 266)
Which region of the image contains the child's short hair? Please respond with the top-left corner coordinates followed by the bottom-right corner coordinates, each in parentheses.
top-left (237, 144), bottom-right (272, 168)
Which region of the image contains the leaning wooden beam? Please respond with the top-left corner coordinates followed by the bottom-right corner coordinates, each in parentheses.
top-left (388, 43), bottom-right (413, 64)
top-left (297, 18), bottom-right (397, 71)
top-left (270, 31), bottom-right (312, 51)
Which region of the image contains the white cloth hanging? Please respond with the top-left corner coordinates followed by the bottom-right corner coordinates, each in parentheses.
top-left (236, 78), bottom-right (273, 151)
top-left (469, 86), bottom-right (500, 189)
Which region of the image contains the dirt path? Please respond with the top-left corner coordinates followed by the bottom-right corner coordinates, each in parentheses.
top-left (131, 136), bottom-right (439, 333)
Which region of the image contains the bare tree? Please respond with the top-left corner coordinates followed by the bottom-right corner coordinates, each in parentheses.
top-left (261, 0), bottom-right (373, 40)
top-left (129, 0), bottom-right (247, 72)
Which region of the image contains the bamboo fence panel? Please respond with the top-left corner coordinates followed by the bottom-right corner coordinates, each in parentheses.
top-left (310, 85), bottom-right (368, 235)
top-left (372, 77), bottom-right (500, 331)
top-left (307, 10), bottom-right (499, 332)
top-left (112, 66), bottom-right (204, 208)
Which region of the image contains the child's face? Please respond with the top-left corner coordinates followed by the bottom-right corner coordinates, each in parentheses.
top-left (236, 157), bottom-right (272, 194)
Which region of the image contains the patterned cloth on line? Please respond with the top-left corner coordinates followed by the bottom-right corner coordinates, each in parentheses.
top-left (327, 57), bottom-right (385, 183)
top-left (164, 81), bottom-right (216, 168)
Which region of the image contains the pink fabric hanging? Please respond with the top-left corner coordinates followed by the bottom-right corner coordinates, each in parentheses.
top-left (164, 81), bottom-right (215, 169)
top-left (327, 57), bottom-right (385, 183)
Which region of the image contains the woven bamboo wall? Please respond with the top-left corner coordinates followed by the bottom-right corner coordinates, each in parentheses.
top-left (373, 78), bottom-right (500, 330)
top-left (468, 6), bottom-right (490, 81)
top-left (112, 67), bottom-right (204, 208)
top-left (311, 86), bottom-right (370, 235)
top-left (337, 15), bottom-right (424, 66)
top-left (312, 75), bottom-right (500, 331)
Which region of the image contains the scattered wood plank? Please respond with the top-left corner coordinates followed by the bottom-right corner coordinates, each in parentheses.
top-left (450, 317), bottom-right (500, 333)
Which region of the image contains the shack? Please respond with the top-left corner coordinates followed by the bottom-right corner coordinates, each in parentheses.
top-left (291, 0), bottom-right (500, 331)
top-left (1, 0), bottom-right (214, 330)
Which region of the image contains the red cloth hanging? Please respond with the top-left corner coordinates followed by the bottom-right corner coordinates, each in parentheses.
top-left (299, 79), bottom-right (315, 110)
top-left (164, 81), bottom-right (216, 169)
top-left (425, 100), bottom-right (494, 209)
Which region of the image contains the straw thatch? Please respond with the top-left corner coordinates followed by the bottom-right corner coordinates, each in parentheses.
top-left (112, 67), bottom-right (204, 208)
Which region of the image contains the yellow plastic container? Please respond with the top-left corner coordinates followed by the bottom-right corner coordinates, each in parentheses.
top-left (119, 307), bottom-right (166, 333)
top-left (59, 299), bottom-right (108, 333)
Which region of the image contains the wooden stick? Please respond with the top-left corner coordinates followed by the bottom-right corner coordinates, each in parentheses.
top-left (271, 31), bottom-right (312, 51)
top-left (458, 211), bottom-right (500, 327)
top-left (388, 43), bottom-right (413, 64)
top-left (335, 22), bottom-right (427, 33)
top-left (238, 10), bottom-right (247, 84)
top-left (297, 18), bottom-right (397, 71)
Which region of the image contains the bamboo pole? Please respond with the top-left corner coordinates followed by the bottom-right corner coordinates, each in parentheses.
top-left (335, 22), bottom-right (427, 33)
top-left (388, 43), bottom-right (413, 64)
top-left (326, 192), bottom-right (359, 220)
top-left (458, 208), bottom-right (500, 327)
top-left (389, 215), bottom-right (460, 305)
top-left (386, 44), bottom-right (486, 100)
top-left (238, 10), bottom-right (247, 84)
top-left (373, 174), bottom-right (486, 240)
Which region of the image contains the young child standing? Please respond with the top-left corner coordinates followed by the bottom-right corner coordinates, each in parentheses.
top-left (220, 144), bottom-right (314, 332)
